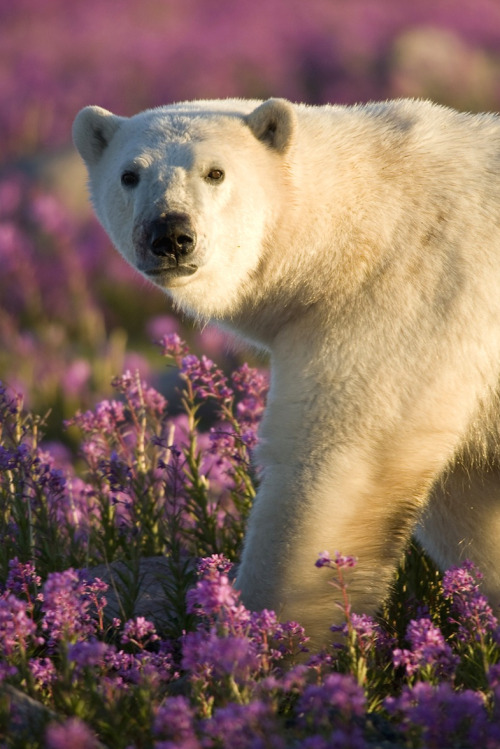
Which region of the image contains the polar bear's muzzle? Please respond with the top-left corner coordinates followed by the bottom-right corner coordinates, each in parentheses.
top-left (135, 212), bottom-right (198, 282)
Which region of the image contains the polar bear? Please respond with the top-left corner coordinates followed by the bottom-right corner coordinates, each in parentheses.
top-left (73, 97), bottom-right (500, 649)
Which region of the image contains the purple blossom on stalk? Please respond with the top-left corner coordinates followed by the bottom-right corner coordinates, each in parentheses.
top-left (340, 612), bottom-right (395, 656)
top-left (196, 554), bottom-right (234, 576)
top-left (29, 657), bottom-right (57, 689)
top-left (111, 369), bottom-right (167, 415)
top-left (392, 617), bottom-right (458, 680)
top-left (158, 331), bottom-right (190, 364)
top-left (187, 556), bottom-right (242, 620)
top-left (32, 448), bottom-right (67, 498)
top-left (442, 560), bottom-right (498, 642)
top-left (66, 399), bottom-right (126, 434)
top-left (41, 569), bottom-right (106, 644)
top-left (99, 450), bottom-right (132, 492)
top-left (106, 646), bottom-right (173, 687)
top-left (5, 557), bottom-right (42, 598)
top-left (208, 428), bottom-right (240, 464)
top-left (232, 363), bottom-right (269, 425)
top-left (0, 593), bottom-right (41, 657)
top-left (249, 610), bottom-right (309, 661)
top-left (181, 354), bottom-right (233, 402)
top-left (315, 550), bottom-right (356, 569)
top-left (187, 572), bottom-right (238, 618)
top-left (121, 616), bottom-right (159, 648)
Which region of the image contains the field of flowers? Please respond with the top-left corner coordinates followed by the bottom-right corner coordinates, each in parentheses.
top-left (3, 0), bottom-right (500, 746)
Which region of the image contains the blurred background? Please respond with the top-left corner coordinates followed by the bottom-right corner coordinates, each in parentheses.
top-left (2, 0), bottom-right (500, 443)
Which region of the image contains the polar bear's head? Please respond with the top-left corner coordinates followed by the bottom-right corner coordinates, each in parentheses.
top-left (73, 98), bottom-right (296, 320)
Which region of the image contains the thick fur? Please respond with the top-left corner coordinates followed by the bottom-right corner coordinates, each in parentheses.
top-left (73, 97), bottom-right (500, 649)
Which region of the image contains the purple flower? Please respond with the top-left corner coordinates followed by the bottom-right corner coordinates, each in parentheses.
top-left (0, 593), bottom-right (40, 657)
top-left (99, 451), bottom-right (132, 492)
top-left (29, 657), bottom-right (57, 689)
top-left (187, 557), bottom-right (241, 620)
top-left (111, 370), bottom-right (167, 415)
top-left (45, 717), bottom-right (100, 749)
top-left (442, 560), bottom-right (498, 642)
top-left (106, 646), bottom-right (173, 687)
top-left (392, 617), bottom-right (458, 680)
top-left (315, 551), bottom-right (332, 568)
top-left (158, 331), bottom-right (189, 363)
top-left (67, 399), bottom-right (126, 434)
top-left (41, 569), bottom-right (101, 644)
top-left (5, 558), bottom-right (42, 598)
top-left (315, 550), bottom-right (357, 569)
top-left (181, 354), bottom-right (233, 402)
top-left (250, 613), bottom-right (309, 661)
top-left (232, 363), bottom-right (269, 426)
top-left (121, 616), bottom-right (159, 648)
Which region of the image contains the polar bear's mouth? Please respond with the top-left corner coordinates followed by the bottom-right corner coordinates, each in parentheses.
top-left (140, 262), bottom-right (198, 282)
top-left (134, 214), bottom-right (199, 284)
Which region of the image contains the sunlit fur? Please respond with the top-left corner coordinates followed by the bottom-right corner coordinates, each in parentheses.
top-left (74, 97), bottom-right (500, 649)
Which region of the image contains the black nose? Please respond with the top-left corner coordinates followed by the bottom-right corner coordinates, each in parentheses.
top-left (148, 213), bottom-right (196, 259)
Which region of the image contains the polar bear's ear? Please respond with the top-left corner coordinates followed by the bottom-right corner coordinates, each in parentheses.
top-left (246, 98), bottom-right (296, 154)
top-left (72, 106), bottom-right (123, 166)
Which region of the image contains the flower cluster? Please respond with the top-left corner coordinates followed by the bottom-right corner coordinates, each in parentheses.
top-left (442, 560), bottom-right (498, 643)
top-left (392, 617), bottom-right (458, 681)
top-left (2, 334), bottom-right (500, 746)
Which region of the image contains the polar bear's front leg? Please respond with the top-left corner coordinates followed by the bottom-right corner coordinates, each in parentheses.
top-left (234, 441), bottom-right (445, 651)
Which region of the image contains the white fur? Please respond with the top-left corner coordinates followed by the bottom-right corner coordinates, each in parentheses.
top-left (74, 97), bottom-right (500, 649)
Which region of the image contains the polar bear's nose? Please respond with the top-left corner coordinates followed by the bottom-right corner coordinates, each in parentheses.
top-left (148, 213), bottom-right (197, 259)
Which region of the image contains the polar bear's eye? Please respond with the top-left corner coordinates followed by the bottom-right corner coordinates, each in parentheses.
top-left (121, 170), bottom-right (140, 188)
top-left (206, 168), bottom-right (225, 183)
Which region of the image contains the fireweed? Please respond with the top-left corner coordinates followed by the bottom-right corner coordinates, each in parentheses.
top-left (1, 342), bottom-right (500, 747)
top-left (3, 0), bottom-right (500, 156)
